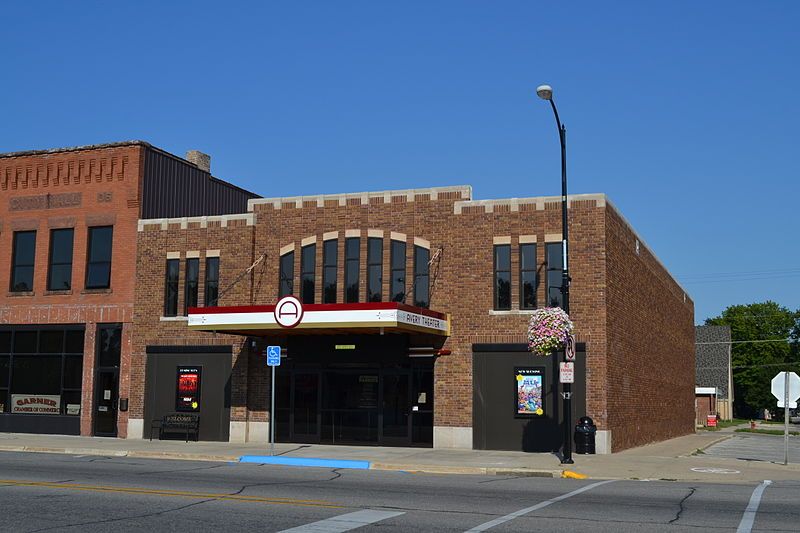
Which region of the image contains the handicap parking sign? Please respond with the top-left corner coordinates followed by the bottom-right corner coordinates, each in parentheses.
top-left (266, 346), bottom-right (281, 366)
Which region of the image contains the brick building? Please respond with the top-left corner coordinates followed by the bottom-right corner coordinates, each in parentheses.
top-left (0, 142), bottom-right (256, 437)
top-left (131, 180), bottom-right (695, 453)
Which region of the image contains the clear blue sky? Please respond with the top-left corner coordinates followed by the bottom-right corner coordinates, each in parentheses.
top-left (2, 1), bottom-right (798, 324)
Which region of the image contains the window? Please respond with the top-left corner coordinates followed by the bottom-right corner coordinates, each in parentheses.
top-left (520, 243), bottom-right (537, 310)
top-left (300, 244), bottom-right (316, 304)
top-left (413, 245), bottom-right (430, 308)
top-left (279, 251), bottom-right (294, 298)
top-left (546, 242), bottom-right (564, 308)
top-left (47, 228), bottom-right (74, 291)
top-left (164, 259), bottom-right (179, 316)
top-left (390, 240), bottom-right (406, 303)
top-left (184, 258), bottom-right (199, 314)
top-left (493, 245), bottom-right (511, 310)
top-left (345, 237), bottom-right (360, 303)
top-left (0, 326), bottom-right (84, 416)
top-left (204, 257), bottom-right (219, 306)
top-left (322, 239), bottom-right (337, 304)
top-left (85, 226), bottom-right (113, 289)
top-left (367, 238), bottom-right (382, 302)
top-left (10, 231), bottom-right (36, 292)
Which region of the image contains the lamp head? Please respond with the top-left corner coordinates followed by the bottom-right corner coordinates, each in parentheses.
top-left (536, 84), bottom-right (553, 101)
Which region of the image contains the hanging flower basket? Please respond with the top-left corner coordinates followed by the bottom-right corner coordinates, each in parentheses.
top-left (527, 307), bottom-right (574, 356)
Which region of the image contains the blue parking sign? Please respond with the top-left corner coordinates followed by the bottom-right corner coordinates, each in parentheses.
top-left (266, 345), bottom-right (281, 366)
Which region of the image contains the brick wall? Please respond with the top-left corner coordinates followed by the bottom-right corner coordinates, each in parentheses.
top-left (604, 204), bottom-right (695, 451)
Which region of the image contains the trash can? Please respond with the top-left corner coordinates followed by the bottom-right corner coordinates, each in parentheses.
top-left (574, 416), bottom-right (597, 454)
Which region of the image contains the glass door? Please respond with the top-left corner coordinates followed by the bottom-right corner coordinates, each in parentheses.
top-left (380, 370), bottom-right (411, 446)
top-left (291, 371), bottom-right (320, 442)
top-left (93, 370), bottom-right (118, 436)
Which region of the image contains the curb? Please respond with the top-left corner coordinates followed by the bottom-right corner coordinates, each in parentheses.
top-left (0, 445), bottom-right (239, 463)
top-left (370, 462), bottom-right (560, 477)
top-left (239, 456), bottom-right (370, 469)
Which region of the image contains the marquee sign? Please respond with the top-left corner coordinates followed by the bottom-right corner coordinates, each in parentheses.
top-left (188, 302), bottom-right (450, 337)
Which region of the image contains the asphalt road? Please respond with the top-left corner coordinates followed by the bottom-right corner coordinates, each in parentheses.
top-left (705, 433), bottom-right (800, 464)
top-left (0, 451), bottom-right (797, 532)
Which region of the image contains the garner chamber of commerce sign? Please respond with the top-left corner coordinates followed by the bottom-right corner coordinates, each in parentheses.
top-left (11, 395), bottom-right (61, 414)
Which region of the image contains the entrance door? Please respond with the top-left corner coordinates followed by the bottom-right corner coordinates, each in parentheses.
top-left (291, 372), bottom-right (320, 442)
top-left (94, 370), bottom-right (118, 436)
top-left (381, 370), bottom-right (411, 446)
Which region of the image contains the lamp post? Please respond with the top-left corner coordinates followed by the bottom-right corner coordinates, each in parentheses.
top-left (536, 84), bottom-right (573, 464)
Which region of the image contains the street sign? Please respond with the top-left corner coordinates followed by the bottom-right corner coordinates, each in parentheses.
top-left (771, 371), bottom-right (800, 408)
top-left (565, 335), bottom-right (576, 362)
top-left (559, 362), bottom-right (574, 384)
top-left (266, 345), bottom-right (281, 367)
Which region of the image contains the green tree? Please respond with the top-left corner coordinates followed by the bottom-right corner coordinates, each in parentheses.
top-left (706, 301), bottom-right (799, 417)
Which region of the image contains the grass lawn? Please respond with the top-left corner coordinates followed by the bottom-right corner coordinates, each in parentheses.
top-left (735, 428), bottom-right (800, 436)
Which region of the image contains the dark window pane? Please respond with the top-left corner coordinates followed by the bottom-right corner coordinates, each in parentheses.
top-left (390, 240), bottom-right (406, 303)
top-left (39, 331), bottom-right (64, 353)
top-left (345, 238), bottom-right (359, 303)
top-left (494, 245), bottom-right (510, 268)
top-left (279, 252), bottom-right (294, 297)
top-left (86, 227), bottom-right (113, 289)
top-left (11, 355), bottom-right (61, 395)
top-left (413, 246), bottom-right (430, 308)
top-left (87, 227), bottom-right (113, 262)
top-left (0, 356), bottom-right (9, 387)
top-left (300, 244), bottom-right (315, 304)
top-left (368, 267), bottom-right (382, 302)
top-left (13, 331), bottom-right (37, 353)
top-left (164, 259), bottom-right (179, 316)
top-left (63, 356), bottom-right (83, 389)
top-left (184, 258), bottom-right (199, 313)
top-left (493, 245), bottom-right (511, 310)
top-left (546, 242), bottom-right (564, 309)
top-left (50, 229), bottom-right (73, 263)
top-left (0, 331), bottom-right (11, 353)
top-left (97, 326), bottom-right (121, 368)
top-left (495, 272), bottom-right (511, 309)
top-left (204, 257), bottom-right (219, 306)
top-left (10, 231), bottom-right (36, 292)
top-left (520, 244), bottom-right (537, 310)
top-left (322, 240), bottom-right (337, 304)
top-left (521, 272), bottom-right (537, 309)
top-left (65, 329), bottom-right (85, 354)
top-left (367, 238), bottom-right (382, 302)
top-left (48, 264), bottom-right (73, 291)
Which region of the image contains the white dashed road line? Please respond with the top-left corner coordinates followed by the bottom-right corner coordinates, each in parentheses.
top-left (464, 480), bottom-right (616, 532)
top-left (278, 509), bottom-right (405, 532)
top-left (736, 480), bottom-right (772, 533)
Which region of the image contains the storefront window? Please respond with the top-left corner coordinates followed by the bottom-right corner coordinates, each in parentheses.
top-left (0, 327), bottom-right (84, 416)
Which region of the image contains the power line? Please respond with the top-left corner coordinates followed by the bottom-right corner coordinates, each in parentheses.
top-left (696, 339), bottom-right (795, 345)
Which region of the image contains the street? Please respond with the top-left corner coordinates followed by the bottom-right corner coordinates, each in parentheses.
top-left (0, 452), bottom-right (797, 532)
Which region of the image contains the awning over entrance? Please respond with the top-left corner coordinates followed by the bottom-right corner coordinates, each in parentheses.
top-left (187, 302), bottom-right (450, 337)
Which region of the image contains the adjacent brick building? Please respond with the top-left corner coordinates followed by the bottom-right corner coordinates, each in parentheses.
top-left (0, 142), bottom-right (256, 438)
top-left (132, 181), bottom-right (695, 453)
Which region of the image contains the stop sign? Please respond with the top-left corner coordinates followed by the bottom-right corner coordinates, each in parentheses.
top-left (771, 372), bottom-right (800, 408)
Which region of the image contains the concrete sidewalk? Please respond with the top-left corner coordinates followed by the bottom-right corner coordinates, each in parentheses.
top-left (1, 429), bottom-right (798, 484)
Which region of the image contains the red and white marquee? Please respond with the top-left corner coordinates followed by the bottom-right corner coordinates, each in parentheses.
top-left (187, 302), bottom-right (450, 337)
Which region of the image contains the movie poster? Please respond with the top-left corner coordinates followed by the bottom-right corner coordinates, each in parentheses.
top-left (515, 367), bottom-right (545, 417)
top-left (176, 366), bottom-right (201, 412)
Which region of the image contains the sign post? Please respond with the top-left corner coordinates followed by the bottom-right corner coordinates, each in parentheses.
top-left (771, 371), bottom-right (800, 466)
top-left (266, 345), bottom-right (282, 456)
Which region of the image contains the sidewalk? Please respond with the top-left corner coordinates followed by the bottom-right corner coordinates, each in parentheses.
top-left (1, 429), bottom-right (799, 484)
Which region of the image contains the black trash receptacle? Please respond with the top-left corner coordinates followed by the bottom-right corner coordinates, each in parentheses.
top-left (574, 416), bottom-right (597, 454)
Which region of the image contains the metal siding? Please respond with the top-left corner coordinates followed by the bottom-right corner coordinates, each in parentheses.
top-left (141, 149), bottom-right (258, 219)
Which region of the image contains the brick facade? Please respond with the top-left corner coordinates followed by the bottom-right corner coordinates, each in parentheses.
top-left (132, 186), bottom-right (695, 452)
top-left (0, 143), bottom-right (143, 437)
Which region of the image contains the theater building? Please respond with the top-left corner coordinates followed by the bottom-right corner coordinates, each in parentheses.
top-left (131, 182), bottom-right (695, 453)
top-left (0, 142), bottom-right (256, 437)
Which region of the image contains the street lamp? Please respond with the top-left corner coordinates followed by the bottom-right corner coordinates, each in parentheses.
top-left (536, 84), bottom-right (573, 465)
